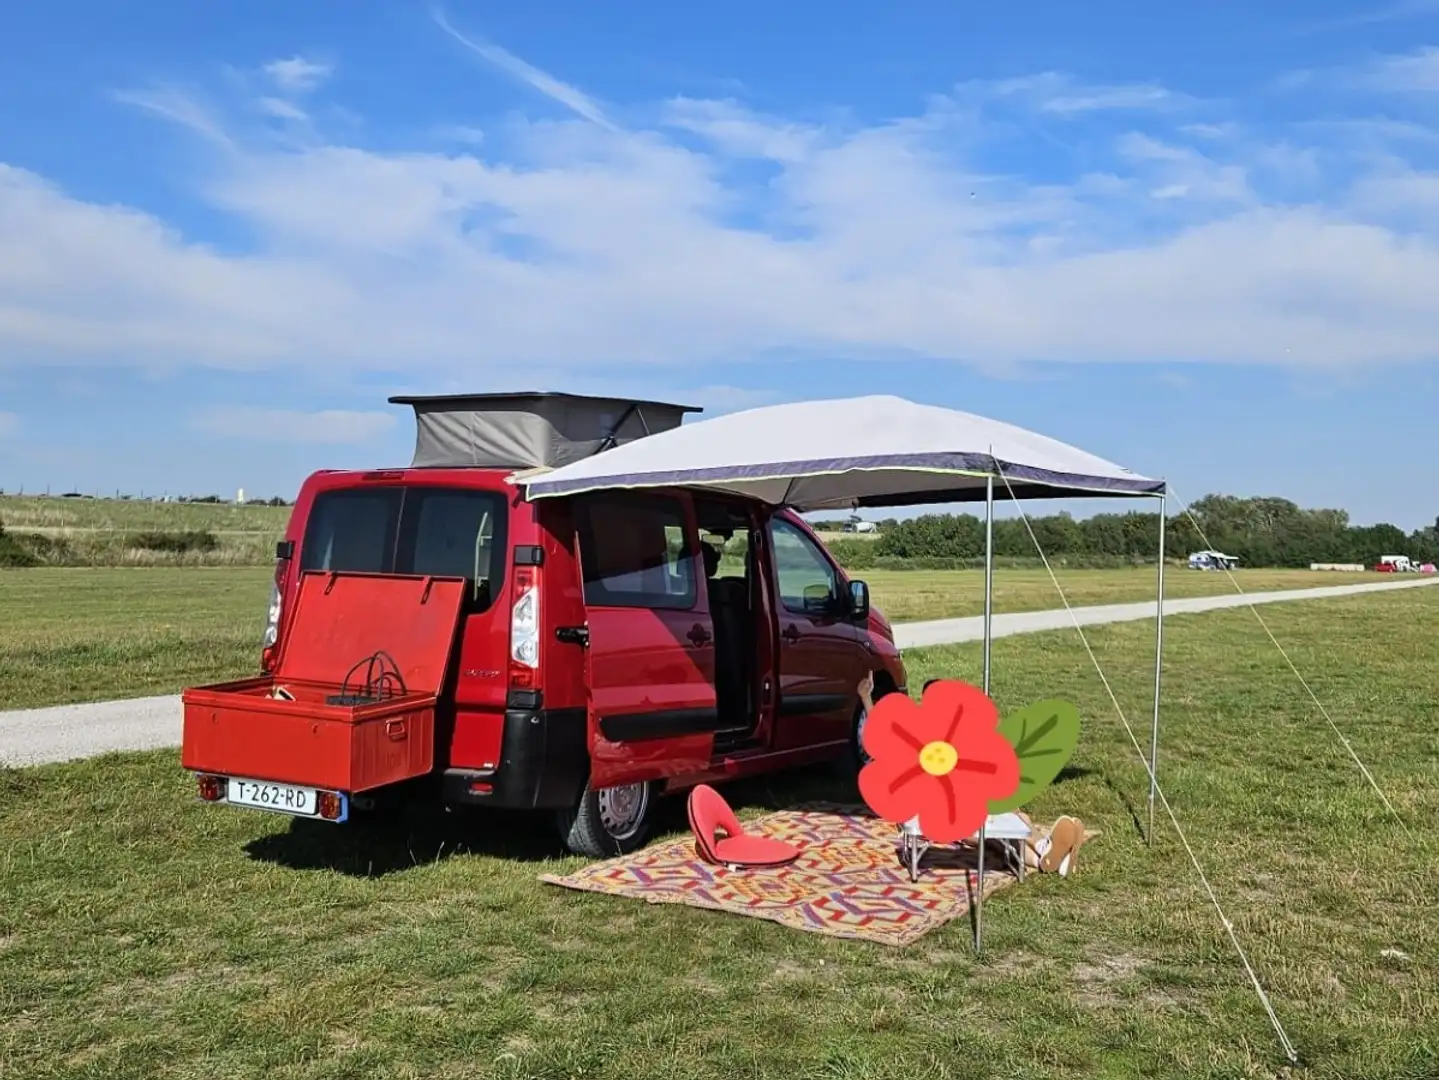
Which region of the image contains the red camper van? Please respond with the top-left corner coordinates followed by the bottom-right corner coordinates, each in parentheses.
top-left (181, 393), bottom-right (908, 856)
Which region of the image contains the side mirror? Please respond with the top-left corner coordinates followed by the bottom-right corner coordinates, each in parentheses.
top-left (802, 583), bottom-right (833, 614)
top-left (848, 579), bottom-right (870, 620)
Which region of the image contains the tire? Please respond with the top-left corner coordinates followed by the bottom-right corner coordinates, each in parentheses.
top-left (850, 675), bottom-right (898, 773)
top-left (843, 700), bottom-right (871, 777)
top-left (556, 780), bottom-right (656, 858)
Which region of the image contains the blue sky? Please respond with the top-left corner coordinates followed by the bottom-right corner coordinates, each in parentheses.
top-left (1, 1), bottom-right (1437, 527)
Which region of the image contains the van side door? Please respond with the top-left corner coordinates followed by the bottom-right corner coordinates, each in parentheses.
top-left (765, 513), bottom-right (866, 749)
top-left (573, 491), bottom-right (720, 788)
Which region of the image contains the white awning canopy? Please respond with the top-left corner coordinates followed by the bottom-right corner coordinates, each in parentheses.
top-left (520, 394), bottom-right (1164, 510)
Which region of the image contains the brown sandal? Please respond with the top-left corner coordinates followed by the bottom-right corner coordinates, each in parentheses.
top-left (1039, 815), bottom-right (1084, 875)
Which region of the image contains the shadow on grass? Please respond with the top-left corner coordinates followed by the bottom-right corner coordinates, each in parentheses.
top-left (245, 803), bottom-right (563, 877)
top-left (1099, 771), bottom-right (1147, 839)
top-left (243, 759), bottom-right (1110, 879)
top-left (715, 763), bottom-right (864, 816)
top-left (1054, 764), bottom-right (1096, 785)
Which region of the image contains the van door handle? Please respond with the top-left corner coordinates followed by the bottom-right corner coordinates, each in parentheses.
top-left (687, 624), bottom-right (712, 647)
top-left (556, 625), bottom-right (590, 648)
top-left (782, 624), bottom-right (801, 644)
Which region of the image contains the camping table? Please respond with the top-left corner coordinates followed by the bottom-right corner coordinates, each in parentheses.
top-left (898, 812), bottom-right (1032, 952)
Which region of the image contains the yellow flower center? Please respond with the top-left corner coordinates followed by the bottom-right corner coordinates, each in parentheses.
top-left (918, 740), bottom-right (958, 777)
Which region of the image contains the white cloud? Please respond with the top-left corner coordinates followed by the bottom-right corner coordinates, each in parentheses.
top-left (2, 43), bottom-right (1439, 383)
top-left (432, 8), bottom-right (616, 130)
top-left (0, 411), bottom-right (18, 437)
top-left (1285, 45), bottom-right (1439, 95)
top-left (258, 97), bottom-right (308, 123)
top-left (1360, 45), bottom-right (1439, 92)
top-left (263, 56), bottom-right (332, 95)
top-left (684, 384), bottom-right (787, 415)
top-left (1116, 133), bottom-right (1252, 202)
top-left (966, 71), bottom-right (1189, 116)
top-left (1351, 167), bottom-right (1439, 212)
top-left (109, 86), bottom-right (236, 150)
top-left (1297, 0), bottom-right (1439, 32)
top-left (193, 407), bottom-right (395, 444)
top-left (662, 98), bottom-right (815, 162)
top-left (432, 124), bottom-right (487, 146)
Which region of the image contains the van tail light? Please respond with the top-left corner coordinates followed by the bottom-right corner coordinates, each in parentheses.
top-left (197, 774), bottom-right (226, 802)
top-left (509, 565), bottom-right (540, 689)
top-left (260, 541), bottom-right (293, 672)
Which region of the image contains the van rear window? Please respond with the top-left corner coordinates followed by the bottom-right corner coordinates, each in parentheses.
top-left (300, 486), bottom-right (507, 610)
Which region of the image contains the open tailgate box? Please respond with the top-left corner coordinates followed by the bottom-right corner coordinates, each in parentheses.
top-left (181, 571), bottom-right (467, 793)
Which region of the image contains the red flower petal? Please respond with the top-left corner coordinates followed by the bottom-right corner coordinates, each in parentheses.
top-left (858, 692), bottom-right (927, 762)
top-left (858, 679), bottom-right (1020, 843)
top-left (857, 753), bottom-right (931, 825)
top-left (919, 680), bottom-right (1001, 746)
top-left (916, 772), bottom-right (989, 843)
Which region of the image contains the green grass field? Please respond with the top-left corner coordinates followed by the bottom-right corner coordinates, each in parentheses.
top-left (0, 495), bottom-right (290, 533)
top-left (0, 495), bottom-right (286, 568)
top-left (0, 566), bottom-right (1380, 711)
top-left (2, 590), bottom-right (1435, 1079)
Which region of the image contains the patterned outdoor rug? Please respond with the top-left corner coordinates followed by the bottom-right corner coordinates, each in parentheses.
top-left (539, 801), bottom-right (1024, 947)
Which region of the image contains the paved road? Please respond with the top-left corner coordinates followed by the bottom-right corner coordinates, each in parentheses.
top-left (892, 574), bottom-right (1438, 647)
top-left (3, 576), bottom-right (1434, 769)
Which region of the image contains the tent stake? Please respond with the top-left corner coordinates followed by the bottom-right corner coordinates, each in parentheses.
top-left (1148, 495), bottom-right (1166, 845)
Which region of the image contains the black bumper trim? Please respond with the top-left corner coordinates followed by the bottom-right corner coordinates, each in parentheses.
top-left (777, 692), bottom-right (852, 717)
top-left (442, 706), bottom-right (588, 810)
top-left (598, 707), bottom-right (724, 743)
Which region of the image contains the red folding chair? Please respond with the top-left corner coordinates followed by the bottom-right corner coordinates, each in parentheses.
top-left (686, 784), bottom-right (801, 869)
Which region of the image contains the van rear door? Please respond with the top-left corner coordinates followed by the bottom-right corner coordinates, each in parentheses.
top-left (295, 479), bottom-right (512, 770)
top-left (572, 491), bottom-right (719, 787)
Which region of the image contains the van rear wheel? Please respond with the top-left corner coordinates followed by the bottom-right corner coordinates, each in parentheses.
top-left (557, 780), bottom-right (655, 858)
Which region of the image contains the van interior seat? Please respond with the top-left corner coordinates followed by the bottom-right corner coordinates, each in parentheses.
top-left (702, 543), bottom-right (752, 729)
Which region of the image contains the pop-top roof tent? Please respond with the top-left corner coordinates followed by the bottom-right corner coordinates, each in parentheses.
top-left (388, 391), bottom-right (702, 471)
top-left (519, 395), bottom-right (1166, 509)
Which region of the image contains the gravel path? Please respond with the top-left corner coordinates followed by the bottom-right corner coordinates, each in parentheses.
top-left (3, 576), bottom-right (1434, 769)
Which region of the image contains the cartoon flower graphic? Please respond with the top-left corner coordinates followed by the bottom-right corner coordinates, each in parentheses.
top-left (858, 679), bottom-right (1020, 843)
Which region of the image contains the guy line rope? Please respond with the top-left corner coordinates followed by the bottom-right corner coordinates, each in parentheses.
top-left (994, 462), bottom-right (1300, 1066)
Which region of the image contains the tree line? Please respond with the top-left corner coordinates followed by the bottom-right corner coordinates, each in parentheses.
top-left (816, 495), bottom-right (1439, 570)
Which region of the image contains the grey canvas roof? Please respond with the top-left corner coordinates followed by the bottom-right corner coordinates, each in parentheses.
top-left (389, 391), bottom-right (701, 470)
top-left (521, 394), bottom-right (1165, 509)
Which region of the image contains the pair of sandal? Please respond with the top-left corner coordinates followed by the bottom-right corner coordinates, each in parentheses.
top-left (1016, 812), bottom-right (1089, 877)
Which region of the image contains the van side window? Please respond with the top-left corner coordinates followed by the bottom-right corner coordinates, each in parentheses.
top-left (575, 493), bottom-right (696, 610)
top-left (300, 490), bottom-right (401, 574)
top-left (770, 518), bottom-right (840, 615)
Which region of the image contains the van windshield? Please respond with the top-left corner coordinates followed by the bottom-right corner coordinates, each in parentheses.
top-left (299, 485), bottom-right (507, 610)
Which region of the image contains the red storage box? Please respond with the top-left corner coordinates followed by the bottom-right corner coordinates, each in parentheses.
top-left (181, 570), bottom-right (467, 794)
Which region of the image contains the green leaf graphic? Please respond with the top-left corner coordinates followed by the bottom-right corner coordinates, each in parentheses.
top-left (988, 698), bottom-right (1081, 813)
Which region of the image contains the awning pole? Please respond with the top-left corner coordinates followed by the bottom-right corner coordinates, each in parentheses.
top-left (983, 472), bottom-right (995, 692)
top-left (976, 469), bottom-right (995, 953)
top-left (1148, 494), bottom-right (1167, 845)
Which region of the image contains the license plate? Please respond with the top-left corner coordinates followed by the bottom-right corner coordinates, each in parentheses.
top-left (225, 777), bottom-right (319, 816)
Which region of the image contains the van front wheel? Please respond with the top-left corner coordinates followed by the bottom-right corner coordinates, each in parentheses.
top-left (557, 781), bottom-right (655, 858)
